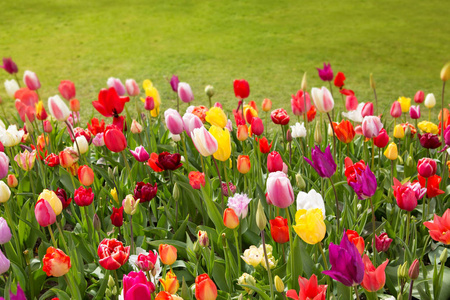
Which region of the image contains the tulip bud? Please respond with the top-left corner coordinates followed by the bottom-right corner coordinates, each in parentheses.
top-left (406, 155), bottom-right (414, 168)
top-left (205, 85), bottom-right (215, 98)
top-left (398, 261), bottom-right (408, 280)
top-left (197, 230), bottom-right (209, 247)
top-left (286, 129), bottom-right (292, 142)
top-left (221, 233), bottom-right (227, 248)
top-left (173, 182), bottom-right (180, 202)
top-left (238, 294), bottom-right (244, 300)
top-left (159, 244), bottom-right (177, 265)
top-left (314, 124), bottom-right (322, 144)
top-left (414, 90), bottom-right (425, 103)
top-left (223, 208), bottom-right (239, 229)
top-left (424, 93), bottom-right (436, 109)
top-left (74, 136), bottom-right (89, 155)
top-left (408, 259), bottom-right (420, 280)
top-left (78, 165), bottom-right (94, 186)
top-left (262, 98), bottom-right (272, 112)
top-left (43, 120), bottom-right (52, 133)
top-left (69, 99), bottom-right (80, 112)
top-left (93, 214), bottom-right (101, 231)
top-left (237, 124), bottom-right (249, 141)
top-left (7, 174), bottom-right (18, 188)
top-left (301, 72), bottom-right (307, 91)
top-left (130, 119), bottom-right (143, 134)
top-left (440, 248), bottom-right (448, 264)
top-left (405, 125), bottom-right (412, 137)
top-left (393, 125), bottom-right (405, 139)
top-left (296, 173), bottom-right (306, 190)
top-left (274, 275), bottom-right (284, 293)
top-left (370, 73), bottom-right (376, 89)
top-left (256, 200), bottom-right (266, 231)
top-left (110, 188), bottom-right (119, 203)
top-left (397, 155), bottom-right (404, 165)
top-left (384, 142), bottom-right (398, 160)
top-left (441, 62), bottom-right (450, 81)
top-left (107, 275), bottom-right (115, 289)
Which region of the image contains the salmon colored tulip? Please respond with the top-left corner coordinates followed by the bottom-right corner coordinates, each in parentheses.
top-left (223, 208), bottom-right (239, 229)
top-left (237, 155), bottom-right (251, 174)
top-left (159, 244), bottom-right (177, 265)
top-left (346, 230), bottom-right (365, 255)
top-left (195, 273), bottom-right (217, 300)
top-left (42, 247), bottom-right (71, 277)
top-left (237, 124), bottom-right (249, 141)
top-left (58, 80), bottom-right (76, 100)
top-left (423, 209), bottom-right (450, 244)
top-left (78, 165), bottom-right (94, 186)
top-left (262, 98), bottom-right (272, 112)
top-left (361, 255), bottom-right (389, 292)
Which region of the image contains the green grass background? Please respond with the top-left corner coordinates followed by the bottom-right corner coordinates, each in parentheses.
top-left (0, 0), bottom-right (449, 120)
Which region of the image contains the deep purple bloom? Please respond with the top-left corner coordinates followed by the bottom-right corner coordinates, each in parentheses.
top-left (1, 57), bottom-right (18, 75)
top-left (419, 133), bottom-right (441, 149)
top-left (0, 284), bottom-right (27, 300)
top-left (348, 165), bottom-right (377, 200)
top-left (322, 233), bottom-right (364, 287)
top-left (170, 75), bottom-right (179, 92)
top-left (317, 62), bottom-right (334, 81)
top-left (304, 145), bottom-right (336, 178)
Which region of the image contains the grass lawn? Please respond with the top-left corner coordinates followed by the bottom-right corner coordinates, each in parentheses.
top-left (0, 0), bottom-right (449, 120)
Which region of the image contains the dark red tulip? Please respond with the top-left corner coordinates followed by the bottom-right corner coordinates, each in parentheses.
top-left (55, 188), bottom-right (72, 209)
top-left (270, 216), bottom-right (289, 244)
top-left (418, 133), bottom-right (441, 149)
top-left (156, 152), bottom-right (182, 171)
top-left (134, 182), bottom-right (158, 203)
top-left (1, 57), bottom-right (18, 74)
top-left (233, 79), bottom-right (250, 99)
top-left (104, 126), bottom-right (127, 153)
top-left (110, 206), bottom-right (124, 227)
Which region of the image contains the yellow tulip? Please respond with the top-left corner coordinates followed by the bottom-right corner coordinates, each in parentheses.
top-left (418, 121), bottom-right (439, 134)
top-left (397, 97), bottom-right (411, 113)
top-left (209, 125), bottom-right (231, 161)
top-left (241, 245), bottom-right (262, 267)
top-left (244, 105), bottom-right (258, 121)
top-left (159, 271), bottom-right (179, 295)
top-left (110, 188), bottom-right (118, 203)
top-left (292, 208), bottom-right (326, 245)
top-left (205, 107), bottom-right (227, 128)
top-left (384, 142), bottom-right (398, 160)
top-left (393, 124), bottom-right (405, 139)
top-left (441, 62), bottom-right (450, 81)
top-left (141, 79), bottom-right (161, 117)
top-left (38, 189), bottom-right (62, 216)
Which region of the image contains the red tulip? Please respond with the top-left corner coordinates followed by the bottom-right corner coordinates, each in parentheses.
top-left (390, 101), bottom-right (402, 118)
top-left (147, 153), bottom-right (164, 173)
top-left (195, 273), bottom-right (217, 300)
top-left (375, 233), bottom-right (393, 253)
top-left (78, 165), bottom-right (94, 186)
top-left (307, 106), bottom-right (317, 122)
top-left (134, 181), bottom-right (157, 203)
top-left (110, 206), bottom-right (124, 227)
top-left (104, 126), bottom-right (127, 153)
top-left (270, 216), bottom-right (289, 244)
top-left (45, 153), bottom-right (60, 167)
top-left (257, 137), bottom-right (272, 153)
top-left (335, 120), bottom-right (355, 144)
top-left (346, 230), bottom-right (365, 255)
top-left (418, 133), bottom-right (441, 149)
top-left (87, 118), bottom-right (105, 135)
top-left (291, 90), bottom-right (311, 115)
top-left (14, 88), bottom-right (38, 122)
top-left (43, 120), bottom-right (52, 133)
top-left (97, 238), bottom-right (130, 270)
top-left (334, 72), bottom-right (346, 88)
top-left (267, 151), bottom-right (283, 173)
top-left (69, 99), bottom-right (80, 112)
top-left (271, 108), bottom-right (290, 125)
top-left (156, 152), bottom-right (182, 171)
top-left (58, 80), bottom-right (76, 100)
top-left (373, 129), bottom-right (389, 148)
top-left (417, 158), bottom-right (437, 178)
top-left (251, 117), bottom-right (264, 136)
top-left (361, 255), bottom-right (389, 292)
top-left (409, 259), bottom-right (420, 280)
top-left (74, 186), bottom-right (94, 207)
top-left (414, 90), bottom-right (425, 103)
top-left (189, 171), bottom-right (205, 189)
top-left (418, 175), bottom-right (445, 198)
top-left (92, 87), bottom-right (130, 118)
top-left (286, 274), bottom-right (327, 300)
top-left (55, 188), bottom-right (72, 209)
top-left (233, 79), bottom-right (250, 99)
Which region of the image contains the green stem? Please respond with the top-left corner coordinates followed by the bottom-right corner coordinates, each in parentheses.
top-left (423, 178), bottom-right (428, 223)
top-left (48, 225), bottom-right (58, 248)
top-left (84, 206), bottom-right (94, 244)
top-left (129, 214), bottom-right (135, 254)
top-left (4, 203), bottom-right (23, 266)
top-left (441, 81), bottom-right (446, 144)
top-left (55, 220), bottom-right (69, 254)
top-left (261, 230), bottom-right (275, 300)
top-left (285, 207), bottom-right (295, 289)
top-left (234, 228), bottom-right (241, 273)
top-left (212, 157), bottom-right (225, 212)
top-left (114, 270), bottom-right (120, 300)
top-left (28, 171), bottom-right (36, 199)
top-left (370, 197), bottom-right (377, 263)
top-left (329, 177), bottom-right (340, 237)
top-left (121, 151), bottom-right (132, 180)
top-left (326, 112), bottom-right (337, 161)
top-left (406, 211), bottom-right (411, 247)
top-left (354, 286), bottom-right (360, 299)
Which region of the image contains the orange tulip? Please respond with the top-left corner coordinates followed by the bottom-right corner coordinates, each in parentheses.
top-left (70, 99), bottom-right (80, 112)
top-left (159, 270), bottom-right (179, 294)
top-left (262, 98), bottom-right (272, 112)
top-left (237, 124), bottom-right (249, 141)
top-left (237, 155), bottom-right (251, 174)
top-left (78, 165), bottom-right (94, 186)
top-left (223, 208), bottom-right (239, 229)
top-left (155, 291), bottom-right (173, 300)
top-left (195, 273), bottom-right (218, 300)
top-left (158, 244), bottom-right (177, 265)
top-left (42, 247), bottom-right (71, 277)
top-left (335, 120), bottom-right (356, 144)
top-left (346, 229), bottom-right (365, 255)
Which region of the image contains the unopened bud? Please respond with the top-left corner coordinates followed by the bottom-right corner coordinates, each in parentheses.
top-left (93, 214), bottom-right (101, 231)
top-left (397, 155), bottom-right (404, 165)
top-left (370, 73), bottom-right (376, 89)
top-left (408, 259), bottom-right (420, 280)
top-left (7, 174), bottom-right (18, 188)
top-left (398, 261), bottom-right (408, 280)
top-left (406, 156), bottom-right (414, 168)
top-left (197, 230), bottom-right (209, 247)
top-left (440, 248), bottom-right (448, 264)
top-left (286, 129), bottom-right (292, 142)
top-left (301, 72), bottom-right (307, 91)
top-left (256, 200), bottom-right (267, 231)
top-left (107, 275), bottom-right (115, 288)
top-left (274, 275), bottom-right (284, 293)
top-left (173, 183), bottom-right (180, 202)
top-left (314, 124), bottom-right (322, 144)
top-left (205, 85), bottom-right (215, 98)
top-left (296, 173), bottom-right (306, 190)
top-left (441, 62), bottom-right (450, 82)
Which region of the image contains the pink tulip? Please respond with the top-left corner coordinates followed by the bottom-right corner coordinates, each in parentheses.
top-left (267, 151), bottom-right (283, 173)
top-left (43, 120), bottom-right (53, 133)
top-left (58, 80), bottom-right (76, 100)
top-left (178, 82), bottom-right (194, 103)
top-left (361, 102), bottom-right (374, 117)
top-left (164, 109), bottom-right (184, 135)
top-left (410, 105), bottom-right (420, 119)
top-left (282, 163), bottom-right (288, 174)
top-left (390, 101), bottom-right (402, 118)
top-left (125, 79), bottom-right (140, 96)
top-left (23, 70), bottom-right (41, 90)
top-left (107, 77), bottom-right (126, 96)
top-left (0, 152), bottom-right (9, 180)
top-left (251, 117), bottom-right (264, 136)
top-left (130, 146), bottom-right (150, 162)
top-left (291, 90), bottom-right (311, 115)
top-left (355, 125), bottom-right (363, 135)
top-left (48, 95), bottom-right (71, 121)
top-left (311, 86), bottom-right (334, 113)
top-left (414, 90), bottom-right (424, 103)
top-left (92, 133), bottom-right (105, 147)
top-left (35, 199), bottom-right (56, 227)
top-left (191, 127), bottom-right (218, 157)
top-left (266, 171), bottom-right (295, 208)
top-left (183, 113), bottom-right (203, 137)
top-left (144, 97), bottom-right (155, 111)
top-left (214, 102), bottom-right (223, 109)
top-left (345, 95), bottom-right (358, 111)
top-left (362, 116), bottom-right (383, 138)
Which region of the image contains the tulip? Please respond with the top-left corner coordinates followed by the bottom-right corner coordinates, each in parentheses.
top-left (271, 108), bottom-right (290, 125)
top-left (176, 82), bottom-right (194, 103)
top-left (0, 152), bottom-right (9, 180)
top-left (4, 79), bottom-right (19, 98)
top-left (362, 116), bottom-right (383, 138)
top-left (98, 238), bottom-right (130, 270)
top-left (244, 105), bottom-right (258, 124)
top-left (93, 87), bottom-right (130, 118)
top-left (106, 77), bottom-right (125, 96)
top-left (361, 102), bottom-right (374, 117)
top-left (375, 233), bottom-right (393, 252)
top-left (195, 273), bottom-right (217, 300)
top-left (74, 186), bottom-right (94, 207)
top-left (34, 101), bottom-right (48, 121)
top-left (41, 121), bottom-right (52, 134)
top-left (23, 70), bottom-right (41, 90)
top-left (290, 122), bottom-right (306, 139)
top-left (205, 107), bottom-right (227, 128)
top-left (130, 146), bottom-right (150, 162)
top-left (189, 171), bottom-right (205, 190)
top-left (130, 119), bottom-right (143, 134)
top-left (237, 155), bottom-right (251, 174)
top-left (121, 194), bottom-right (140, 215)
top-left (258, 136), bottom-right (272, 153)
top-left (125, 79), bottom-right (140, 96)
top-left (58, 148), bottom-right (77, 168)
top-left (414, 90), bottom-right (425, 103)
top-left (322, 233), bottom-right (365, 286)
top-left (397, 96), bottom-right (411, 113)
top-left (209, 125), bottom-right (231, 161)
top-left (424, 93), bottom-right (436, 108)
top-left (311, 87), bottom-right (334, 113)
top-left (418, 121), bottom-right (439, 134)
top-left (390, 101), bottom-right (402, 118)
top-left (334, 71), bottom-right (346, 88)
top-left (262, 98), bottom-right (272, 112)
top-left (203, 85), bottom-right (215, 99)
top-left (110, 206), bottom-right (123, 227)
top-left (424, 209), bottom-right (450, 245)
top-left (142, 80), bottom-right (161, 117)
top-left (159, 244), bottom-right (177, 265)
top-left (417, 158), bottom-right (437, 178)
top-left (222, 182), bottom-right (237, 197)
top-left (55, 188), bottom-right (71, 209)
top-left (183, 113), bottom-right (203, 137)
top-left (419, 133), bottom-right (441, 149)
top-left (410, 105), bottom-right (421, 119)
top-left (317, 63), bottom-right (333, 81)
top-left (0, 57), bottom-right (18, 74)
top-left (35, 199), bottom-right (56, 227)
top-left (76, 165), bottom-right (94, 186)
top-left (158, 270), bottom-right (179, 294)
top-left (361, 255), bottom-right (389, 292)
top-left (346, 230), bottom-right (365, 255)
top-left (293, 208), bottom-right (326, 245)
top-left (191, 127), bottom-right (218, 157)
top-left (147, 153), bottom-right (164, 172)
top-left (296, 189), bottom-right (325, 219)
top-left (48, 95), bottom-right (70, 122)
top-left (286, 274), bottom-right (327, 300)
top-left (441, 62), bottom-right (450, 81)
top-left (418, 174), bottom-right (444, 198)
top-left (383, 142), bottom-right (398, 160)
top-left (58, 80), bottom-right (76, 100)
top-left (305, 145), bottom-right (336, 178)
top-left (266, 171), bottom-right (295, 208)
top-left (236, 124), bottom-right (249, 141)
top-left (233, 79), bottom-right (250, 99)
top-left (226, 193), bottom-right (251, 218)
top-left (345, 95), bottom-right (358, 111)
top-left (37, 189), bottom-right (62, 216)
top-left (392, 178), bottom-right (426, 211)
top-left (74, 135), bottom-right (89, 155)
top-left (393, 124), bottom-right (405, 139)
top-left (250, 117), bottom-right (264, 136)
top-left (134, 181), bottom-right (157, 203)
top-left (156, 152), bottom-right (182, 170)
top-left (6, 174), bottom-right (17, 188)
top-left (0, 182), bottom-right (10, 203)
top-left (291, 90), bottom-right (311, 115)
top-left (267, 151), bottom-right (283, 173)
top-left (0, 217), bottom-right (11, 244)
top-left (334, 120), bottom-right (355, 144)
top-left (123, 271), bottom-right (155, 299)
top-left (104, 126), bottom-right (127, 153)
top-left (164, 109), bottom-right (184, 134)
top-left (269, 216), bottom-right (289, 244)
top-left (342, 102), bottom-right (364, 123)
top-left (142, 96), bottom-right (154, 111)
top-left (223, 208), bottom-right (239, 229)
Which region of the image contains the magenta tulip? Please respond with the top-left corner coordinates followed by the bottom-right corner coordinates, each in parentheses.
top-left (164, 109), bottom-right (184, 134)
top-left (178, 82), bottom-right (194, 103)
top-left (0, 152), bottom-right (9, 180)
top-left (410, 105), bottom-right (421, 119)
top-left (130, 146), bottom-right (150, 162)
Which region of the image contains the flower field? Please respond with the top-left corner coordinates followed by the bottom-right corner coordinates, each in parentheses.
top-left (0, 58), bottom-right (449, 300)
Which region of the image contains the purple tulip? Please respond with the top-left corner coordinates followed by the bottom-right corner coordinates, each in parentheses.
top-left (164, 108), bottom-right (184, 135)
top-left (178, 82), bottom-right (194, 103)
top-left (348, 165), bottom-right (377, 200)
top-left (0, 152), bottom-right (9, 180)
top-left (0, 284), bottom-right (26, 300)
top-left (130, 146), bottom-right (150, 162)
top-left (183, 113), bottom-right (203, 137)
top-left (0, 249), bottom-right (10, 275)
top-left (170, 75), bottom-right (179, 92)
top-left (410, 105), bottom-right (421, 119)
top-left (0, 217), bottom-right (11, 244)
top-left (107, 77), bottom-right (126, 96)
top-left (317, 62), bottom-right (334, 81)
top-left (304, 145), bottom-right (336, 178)
top-left (1, 58), bottom-right (18, 75)
top-left (323, 233), bottom-right (364, 287)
